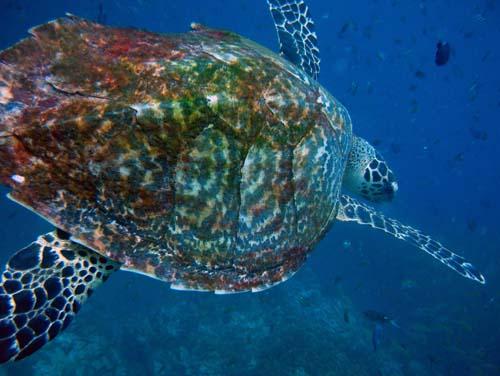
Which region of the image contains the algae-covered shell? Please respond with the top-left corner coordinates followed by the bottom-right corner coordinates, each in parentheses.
top-left (0, 16), bottom-right (351, 292)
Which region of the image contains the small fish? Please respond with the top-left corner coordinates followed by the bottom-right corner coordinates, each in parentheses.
top-left (366, 81), bottom-right (373, 94)
top-left (409, 98), bottom-right (418, 113)
top-left (449, 152), bottom-right (465, 166)
top-left (467, 218), bottom-right (477, 232)
top-left (364, 310), bottom-right (399, 351)
top-left (364, 310), bottom-right (391, 323)
top-left (363, 310), bottom-right (399, 328)
top-left (473, 13), bottom-right (486, 23)
top-left (297, 295), bottom-right (312, 307)
top-left (97, 2), bottom-right (107, 24)
top-left (435, 41), bottom-right (451, 66)
top-left (372, 323), bottom-right (383, 351)
top-left (481, 50), bottom-right (491, 62)
top-left (468, 81), bottom-right (479, 101)
top-left (400, 279), bottom-right (417, 290)
top-left (376, 51), bottom-right (386, 61)
top-left (5, 0), bottom-right (23, 11)
top-left (415, 70), bottom-right (426, 79)
top-left (343, 308), bottom-right (350, 323)
top-left (337, 22), bottom-right (351, 38)
top-left (350, 81), bottom-right (358, 95)
top-left (484, 297), bottom-right (496, 309)
top-left (469, 127), bottom-right (488, 141)
top-left (463, 31), bottom-right (474, 39)
top-left (342, 239), bottom-right (352, 250)
top-left (333, 275), bottom-right (343, 286)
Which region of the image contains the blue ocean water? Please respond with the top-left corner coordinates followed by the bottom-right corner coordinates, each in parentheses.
top-left (0, 0), bottom-right (499, 375)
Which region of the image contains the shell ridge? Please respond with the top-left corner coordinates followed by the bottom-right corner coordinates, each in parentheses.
top-left (234, 80), bottom-right (274, 254)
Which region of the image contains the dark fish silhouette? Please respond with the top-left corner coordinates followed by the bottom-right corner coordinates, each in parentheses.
top-left (333, 275), bottom-right (343, 286)
top-left (343, 308), bottom-right (350, 323)
top-left (469, 127), bottom-right (488, 141)
top-left (372, 323), bottom-right (383, 351)
top-left (467, 218), bottom-right (477, 232)
top-left (435, 41), bottom-right (451, 66)
top-left (97, 2), bottom-right (107, 24)
top-left (449, 152), bottom-right (465, 166)
top-left (363, 310), bottom-right (393, 324)
top-left (364, 310), bottom-right (399, 351)
top-left (415, 70), bottom-right (426, 78)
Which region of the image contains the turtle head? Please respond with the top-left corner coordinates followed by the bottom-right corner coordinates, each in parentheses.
top-left (343, 135), bottom-right (398, 202)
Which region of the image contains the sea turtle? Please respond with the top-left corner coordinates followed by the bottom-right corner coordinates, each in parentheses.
top-left (0, 0), bottom-right (484, 363)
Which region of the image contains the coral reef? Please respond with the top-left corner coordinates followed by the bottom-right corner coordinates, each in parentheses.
top-left (3, 266), bottom-right (436, 376)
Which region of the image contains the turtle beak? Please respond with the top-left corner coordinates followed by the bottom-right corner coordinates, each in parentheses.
top-left (381, 176), bottom-right (398, 202)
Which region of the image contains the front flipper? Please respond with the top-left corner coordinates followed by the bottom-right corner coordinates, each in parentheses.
top-left (337, 194), bottom-right (485, 284)
top-left (267, 0), bottom-right (320, 79)
top-left (0, 230), bottom-right (120, 363)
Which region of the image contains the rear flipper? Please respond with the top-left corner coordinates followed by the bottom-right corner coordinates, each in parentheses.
top-left (0, 230), bottom-right (120, 363)
top-left (337, 194), bottom-right (485, 284)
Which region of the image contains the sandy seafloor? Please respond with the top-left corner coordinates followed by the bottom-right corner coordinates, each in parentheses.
top-left (0, 0), bottom-right (499, 375)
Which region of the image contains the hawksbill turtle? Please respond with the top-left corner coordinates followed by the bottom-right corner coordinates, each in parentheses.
top-left (0, 0), bottom-right (484, 363)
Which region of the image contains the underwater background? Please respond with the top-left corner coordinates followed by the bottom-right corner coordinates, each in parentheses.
top-left (0, 0), bottom-right (499, 375)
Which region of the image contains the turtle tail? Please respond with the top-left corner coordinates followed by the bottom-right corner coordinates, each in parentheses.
top-left (0, 230), bottom-right (120, 363)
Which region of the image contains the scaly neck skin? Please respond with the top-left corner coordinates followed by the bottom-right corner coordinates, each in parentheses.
top-left (342, 135), bottom-right (398, 203)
